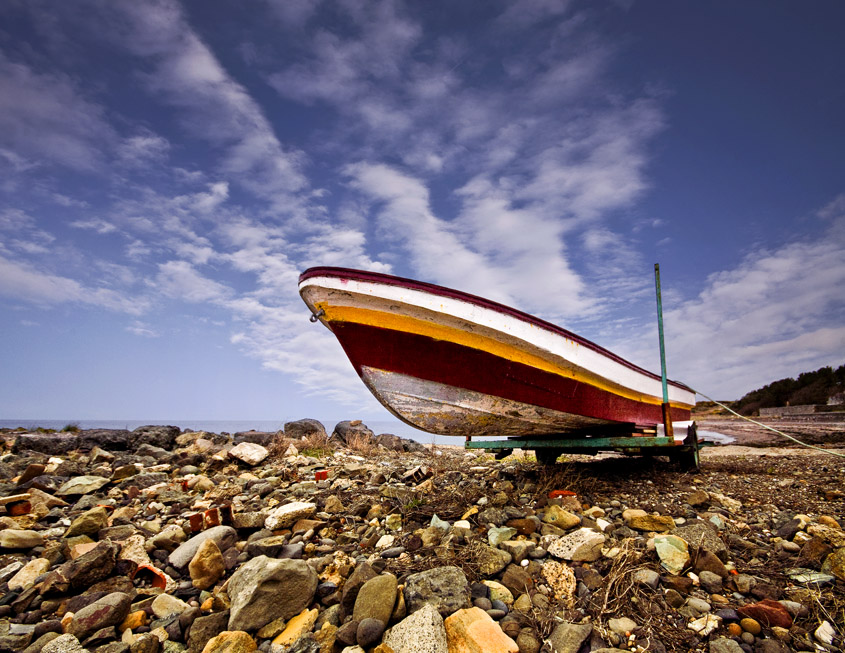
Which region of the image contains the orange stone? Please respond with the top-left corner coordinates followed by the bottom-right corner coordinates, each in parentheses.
top-left (120, 610), bottom-right (148, 632)
top-left (444, 607), bottom-right (519, 653)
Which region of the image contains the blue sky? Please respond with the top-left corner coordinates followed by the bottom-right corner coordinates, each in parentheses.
top-left (1, 0), bottom-right (843, 422)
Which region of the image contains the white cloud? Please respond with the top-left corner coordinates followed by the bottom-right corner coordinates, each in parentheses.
top-left (0, 255), bottom-right (146, 314)
top-left (155, 260), bottom-right (232, 303)
top-left (126, 321), bottom-right (160, 338)
top-left (611, 211), bottom-right (845, 399)
top-left (70, 218), bottom-right (117, 234)
top-left (113, 1), bottom-right (308, 205)
top-left (0, 52), bottom-right (114, 171)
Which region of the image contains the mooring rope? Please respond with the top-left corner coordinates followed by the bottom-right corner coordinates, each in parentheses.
top-left (692, 388), bottom-right (845, 460)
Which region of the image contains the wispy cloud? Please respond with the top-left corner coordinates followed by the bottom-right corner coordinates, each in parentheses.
top-left (111, 0), bottom-right (309, 206)
top-left (0, 255), bottom-right (146, 315)
top-left (0, 52), bottom-right (114, 172)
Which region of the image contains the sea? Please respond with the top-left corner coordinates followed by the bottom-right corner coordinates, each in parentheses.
top-left (0, 418), bottom-right (735, 445)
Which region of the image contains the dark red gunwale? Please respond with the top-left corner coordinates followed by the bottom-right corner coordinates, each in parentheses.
top-left (299, 266), bottom-right (693, 395)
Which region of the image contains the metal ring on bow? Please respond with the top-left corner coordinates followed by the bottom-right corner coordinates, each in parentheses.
top-left (309, 308), bottom-right (326, 323)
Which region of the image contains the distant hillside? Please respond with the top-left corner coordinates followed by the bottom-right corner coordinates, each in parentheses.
top-left (736, 364), bottom-right (845, 416)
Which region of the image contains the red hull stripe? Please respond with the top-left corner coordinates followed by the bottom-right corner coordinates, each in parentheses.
top-left (300, 267), bottom-right (693, 394)
top-left (332, 322), bottom-right (691, 426)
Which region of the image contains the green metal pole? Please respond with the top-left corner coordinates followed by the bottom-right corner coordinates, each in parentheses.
top-left (654, 263), bottom-right (674, 438)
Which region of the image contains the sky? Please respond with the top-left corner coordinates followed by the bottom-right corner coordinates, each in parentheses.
top-left (1, 0), bottom-right (844, 423)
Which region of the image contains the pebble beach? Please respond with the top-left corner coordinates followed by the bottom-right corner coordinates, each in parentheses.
top-left (0, 419), bottom-right (842, 653)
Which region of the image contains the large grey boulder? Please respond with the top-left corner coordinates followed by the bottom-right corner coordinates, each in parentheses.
top-left (548, 622), bottom-right (593, 653)
top-left (133, 425), bottom-right (181, 449)
top-left (283, 419), bottom-right (327, 441)
top-left (77, 429), bottom-right (132, 451)
top-left (331, 420), bottom-right (374, 446)
top-left (404, 566), bottom-right (470, 617)
top-left (227, 556), bottom-right (318, 632)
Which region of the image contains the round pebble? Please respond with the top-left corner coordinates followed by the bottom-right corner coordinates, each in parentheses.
top-left (741, 631), bottom-right (756, 644)
top-left (727, 623), bottom-right (742, 637)
top-left (740, 617), bottom-right (761, 635)
top-left (473, 597), bottom-right (492, 611)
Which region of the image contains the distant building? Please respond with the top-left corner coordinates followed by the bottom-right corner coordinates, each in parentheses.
top-left (829, 392), bottom-right (845, 406)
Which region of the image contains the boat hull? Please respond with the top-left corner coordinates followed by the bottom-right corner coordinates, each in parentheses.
top-left (299, 267), bottom-right (695, 437)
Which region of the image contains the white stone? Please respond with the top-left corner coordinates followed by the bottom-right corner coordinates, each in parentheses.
top-left (229, 442), bottom-right (270, 466)
top-left (547, 527), bottom-right (605, 562)
top-left (151, 593), bottom-right (190, 619)
top-left (815, 621), bottom-right (836, 646)
top-left (687, 614), bottom-right (721, 636)
top-left (264, 502), bottom-right (317, 530)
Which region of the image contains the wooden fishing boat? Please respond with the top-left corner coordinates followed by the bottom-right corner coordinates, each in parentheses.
top-left (299, 267), bottom-right (695, 438)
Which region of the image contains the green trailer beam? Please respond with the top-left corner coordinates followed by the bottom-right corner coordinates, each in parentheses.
top-left (464, 436), bottom-right (676, 450)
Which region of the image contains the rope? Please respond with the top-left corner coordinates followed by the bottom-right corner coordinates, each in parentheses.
top-left (692, 388), bottom-right (845, 459)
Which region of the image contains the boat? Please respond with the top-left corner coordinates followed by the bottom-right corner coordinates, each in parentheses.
top-left (299, 267), bottom-right (695, 438)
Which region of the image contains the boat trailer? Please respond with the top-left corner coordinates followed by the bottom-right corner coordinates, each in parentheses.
top-left (464, 422), bottom-right (703, 470)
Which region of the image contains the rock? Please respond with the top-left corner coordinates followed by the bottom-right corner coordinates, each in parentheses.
top-left (42, 540), bottom-right (117, 593)
top-left (188, 611), bottom-right (230, 653)
top-left (356, 618), bottom-right (386, 648)
top-left (444, 607), bottom-right (518, 653)
top-left (477, 546), bottom-right (512, 575)
top-left (383, 603), bottom-right (448, 653)
top-left (272, 608), bottom-right (319, 647)
top-left (547, 622), bottom-right (592, 653)
top-left (340, 562), bottom-right (378, 617)
top-left (541, 560), bottom-right (576, 607)
top-left (499, 540), bottom-right (535, 564)
top-left (331, 420), bottom-right (374, 446)
top-left (820, 545), bottom-right (845, 581)
top-left (688, 614), bottom-right (721, 636)
top-left (633, 569), bottom-right (660, 589)
top-left (674, 522), bottom-right (728, 562)
top-left (284, 419), bottom-right (327, 441)
top-left (67, 591), bottom-right (132, 641)
top-left (516, 628), bottom-right (541, 653)
top-left (654, 535), bottom-right (690, 574)
top-left (8, 557), bottom-right (51, 591)
top-left (133, 425), bottom-right (180, 448)
top-left (405, 566), bottom-right (471, 617)
top-left (500, 564), bottom-right (534, 596)
top-left (738, 600), bottom-right (792, 629)
top-left (693, 547), bottom-right (728, 579)
top-left (169, 526), bottom-right (237, 569)
top-left (739, 618), bottom-right (761, 635)
top-left (42, 633), bottom-right (87, 653)
top-left (709, 638), bottom-right (744, 653)
top-left (815, 621), bottom-right (836, 646)
top-left (542, 506), bottom-right (581, 530)
top-left (622, 509), bottom-right (675, 532)
top-left (227, 556), bottom-right (318, 632)
top-left (228, 442), bottom-right (269, 466)
top-left (152, 594), bottom-right (190, 619)
top-left (699, 570), bottom-right (723, 594)
top-left (488, 527), bottom-right (518, 547)
top-left (65, 506), bottom-right (110, 538)
top-left (201, 631), bottom-right (256, 652)
top-left (189, 538), bottom-right (226, 590)
top-left (352, 573), bottom-right (397, 625)
top-left (0, 529), bottom-right (44, 549)
top-left (56, 475), bottom-right (110, 496)
top-left (264, 502), bottom-right (317, 530)
top-left (608, 617), bottom-right (637, 635)
top-left (547, 528), bottom-right (605, 562)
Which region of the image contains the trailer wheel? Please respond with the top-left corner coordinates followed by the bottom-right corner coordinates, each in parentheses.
top-left (535, 448), bottom-right (562, 465)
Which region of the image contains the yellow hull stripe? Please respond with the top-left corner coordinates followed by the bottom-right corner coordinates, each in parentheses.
top-left (316, 303), bottom-right (692, 410)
